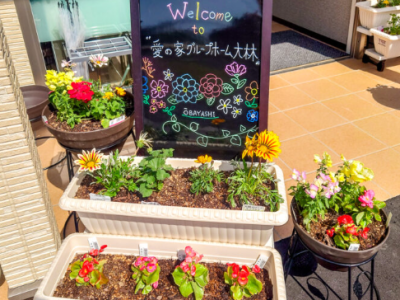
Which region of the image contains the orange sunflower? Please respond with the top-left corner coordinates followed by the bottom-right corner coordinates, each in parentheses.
top-left (242, 134), bottom-right (258, 159)
top-left (255, 130), bottom-right (281, 161)
top-left (244, 81), bottom-right (259, 101)
top-left (75, 149), bottom-right (103, 173)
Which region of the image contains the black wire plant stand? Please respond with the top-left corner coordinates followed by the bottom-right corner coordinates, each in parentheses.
top-left (284, 229), bottom-right (380, 300)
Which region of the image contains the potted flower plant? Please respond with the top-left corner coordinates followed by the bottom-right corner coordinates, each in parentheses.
top-left (371, 14), bottom-right (400, 58)
top-left (33, 234), bottom-right (287, 300)
top-left (289, 153), bottom-right (390, 270)
top-left (59, 130), bottom-right (288, 247)
top-left (42, 66), bottom-right (134, 150)
top-left (356, 0), bottom-right (400, 29)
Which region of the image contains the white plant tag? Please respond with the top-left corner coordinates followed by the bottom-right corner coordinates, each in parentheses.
top-left (42, 115), bottom-right (48, 124)
top-left (90, 193), bottom-right (111, 201)
top-left (386, 212), bottom-right (392, 227)
top-left (242, 205), bottom-right (265, 212)
top-left (348, 244), bottom-right (360, 251)
top-left (177, 250), bottom-right (186, 261)
top-left (88, 237), bottom-right (100, 250)
top-left (141, 201), bottom-right (160, 205)
top-left (109, 115), bottom-right (126, 127)
top-left (255, 254), bottom-right (268, 269)
top-left (139, 243), bottom-right (148, 257)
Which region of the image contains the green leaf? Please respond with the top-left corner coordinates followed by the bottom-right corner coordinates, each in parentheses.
top-left (374, 213), bottom-right (382, 222)
top-left (231, 77), bottom-right (239, 84)
top-left (230, 135), bottom-right (242, 146)
top-left (194, 268), bottom-right (209, 287)
top-left (206, 97), bottom-right (215, 106)
top-left (240, 125), bottom-right (246, 132)
top-left (89, 269), bottom-right (100, 286)
top-left (231, 284), bottom-right (244, 300)
top-left (139, 183), bottom-right (153, 198)
top-left (142, 284), bottom-right (153, 295)
top-left (101, 118), bottom-right (110, 128)
top-left (71, 261), bottom-right (82, 272)
top-left (221, 83), bottom-right (235, 95)
top-left (237, 78), bottom-right (247, 89)
top-left (143, 95), bottom-right (150, 105)
top-left (156, 169), bottom-right (169, 181)
top-left (197, 136), bottom-right (208, 147)
top-left (196, 94), bottom-right (205, 101)
top-left (191, 282), bottom-right (204, 300)
top-left (146, 265), bottom-right (161, 285)
top-left (374, 200), bottom-right (386, 210)
top-left (243, 287), bottom-right (252, 298)
top-left (179, 281), bottom-right (194, 298)
top-left (172, 123), bottom-right (181, 132)
top-left (224, 272), bottom-right (233, 285)
top-left (222, 130), bottom-right (231, 137)
top-left (167, 95), bottom-right (178, 104)
top-left (69, 270), bottom-right (79, 280)
top-left (171, 115), bottom-right (177, 122)
top-left (334, 235), bottom-right (347, 250)
top-left (135, 280), bottom-right (145, 294)
top-left (246, 274), bottom-right (263, 295)
top-left (190, 122), bottom-right (199, 131)
top-left (356, 212), bottom-right (365, 225)
top-left (172, 268), bottom-right (186, 286)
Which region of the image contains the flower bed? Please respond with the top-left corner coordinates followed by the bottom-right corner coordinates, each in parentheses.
top-left (33, 234), bottom-right (287, 300)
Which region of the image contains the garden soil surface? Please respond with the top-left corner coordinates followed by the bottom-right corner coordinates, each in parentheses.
top-left (293, 203), bottom-right (386, 251)
top-left (47, 112), bottom-right (103, 132)
top-left (53, 254), bottom-right (273, 300)
top-left (75, 168), bottom-right (276, 211)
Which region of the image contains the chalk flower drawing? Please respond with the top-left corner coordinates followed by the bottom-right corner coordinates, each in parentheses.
top-left (150, 98), bottom-right (158, 105)
top-left (163, 69), bottom-right (174, 81)
top-left (151, 80), bottom-right (169, 98)
top-left (157, 100), bottom-right (166, 109)
top-left (233, 95), bottom-right (243, 105)
top-left (199, 73), bottom-right (224, 98)
top-left (172, 74), bottom-right (200, 103)
top-left (225, 62), bottom-right (247, 77)
top-left (142, 57), bottom-right (155, 78)
top-left (142, 76), bottom-right (149, 94)
top-left (245, 81), bottom-right (259, 101)
top-left (231, 107), bottom-right (242, 118)
top-left (217, 99), bottom-right (232, 114)
top-left (247, 109), bottom-right (259, 122)
top-left (150, 105), bottom-right (158, 114)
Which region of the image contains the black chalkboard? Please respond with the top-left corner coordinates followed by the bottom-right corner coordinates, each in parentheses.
top-left (131, 0), bottom-right (272, 159)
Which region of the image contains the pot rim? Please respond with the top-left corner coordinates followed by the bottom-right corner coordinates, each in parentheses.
top-left (41, 104), bottom-right (133, 135)
top-left (291, 199), bottom-right (390, 254)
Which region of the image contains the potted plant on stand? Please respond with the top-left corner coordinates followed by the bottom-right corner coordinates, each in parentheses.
top-left (371, 14), bottom-right (400, 58)
top-left (356, 0), bottom-right (400, 29)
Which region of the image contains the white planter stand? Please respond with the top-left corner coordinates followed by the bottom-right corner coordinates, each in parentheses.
top-left (371, 27), bottom-right (400, 58)
top-left (33, 233), bottom-right (287, 300)
top-left (356, 1), bottom-right (400, 29)
top-left (59, 157), bottom-right (288, 247)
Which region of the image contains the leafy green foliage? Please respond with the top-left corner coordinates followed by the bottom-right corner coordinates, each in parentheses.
top-left (226, 160), bottom-right (283, 211)
top-left (224, 264), bottom-right (263, 300)
top-left (69, 255), bottom-right (108, 289)
top-left (189, 161), bottom-right (223, 195)
top-left (131, 257), bottom-right (160, 295)
top-left (136, 149), bottom-right (174, 197)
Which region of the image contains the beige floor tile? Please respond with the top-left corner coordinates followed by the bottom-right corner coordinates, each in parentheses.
top-left (354, 113), bottom-right (400, 146)
top-left (355, 85), bottom-right (400, 111)
top-left (313, 123), bottom-right (386, 159)
top-left (279, 135), bottom-right (340, 174)
top-left (279, 68), bottom-right (321, 84)
top-left (323, 94), bottom-right (386, 121)
top-left (359, 68), bottom-right (400, 85)
top-left (270, 75), bottom-right (290, 90)
top-left (389, 109), bottom-right (400, 119)
top-left (269, 112), bottom-right (308, 142)
top-left (358, 149), bottom-right (400, 196)
top-left (329, 71), bottom-right (381, 93)
top-left (311, 62), bottom-right (355, 77)
top-left (269, 86), bottom-right (316, 110)
top-left (52, 205), bottom-right (69, 234)
top-left (296, 78), bottom-right (350, 101)
top-left (285, 102), bottom-right (347, 132)
top-left (338, 58), bottom-right (374, 71)
top-left (276, 157), bottom-right (294, 181)
top-left (362, 180), bottom-right (391, 201)
top-left (268, 103), bottom-right (280, 114)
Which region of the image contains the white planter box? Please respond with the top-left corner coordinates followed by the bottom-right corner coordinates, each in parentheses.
top-left (371, 27), bottom-right (400, 58)
top-left (33, 234), bottom-right (287, 300)
top-left (356, 1), bottom-right (400, 29)
top-left (59, 158), bottom-right (288, 246)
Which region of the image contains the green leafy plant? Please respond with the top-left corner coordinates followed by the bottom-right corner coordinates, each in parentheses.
top-left (383, 14), bottom-right (400, 35)
top-left (375, 0), bottom-right (400, 8)
top-left (189, 155), bottom-right (223, 195)
top-left (49, 91), bottom-right (88, 128)
top-left (131, 256), bottom-right (161, 295)
top-left (68, 245), bottom-right (108, 289)
top-left (172, 246), bottom-right (209, 300)
top-left (136, 148), bottom-right (174, 197)
top-left (224, 263), bottom-right (262, 300)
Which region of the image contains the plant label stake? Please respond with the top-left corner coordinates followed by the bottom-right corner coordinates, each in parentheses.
top-left (348, 244), bottom-right (360, 251)
top-left (177, 249), bottom-right (186, 261)
top-left (88, 237), bottom-right (100, 250)
top-left (386, 211), bottom-right (392, 227)
top-left (139, 243), bottom-right (148, 257)
top-left (89, 193), bottom-right (111, 201)
top-left (255, 254), bottom-right (268, 269)
top-left (242, 204), bottom-right (266, 212)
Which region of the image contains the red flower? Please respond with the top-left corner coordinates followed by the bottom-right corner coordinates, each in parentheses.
top-left (337, 215), bottom-right (354, 226)
top-left (199, 74), bottom-right (223, 98)
top-left (238, 275), bottom-right (248, 286)
top-left (90, 249), bottom-right (99, 257)
top-left (346, 225), bottom-right (358, 236)
top-left (180, 262), bottom-right (190, 272)
top-left (100, 245), bottom-right (107, 253)
top-left (84, 276), bottom-right (89, 282)
top-left (68, 81), bottom-right (94, 103)
top-left (326, 228), bottom-right (335, 238)
top-left (228, 263), bottom-right (240, 278)
top-left (359, 227), bottom-right (370, 239)
top-left (252, 265), bottom-right (261, 273)
top-left (241, 266), bottom-right (250, 277)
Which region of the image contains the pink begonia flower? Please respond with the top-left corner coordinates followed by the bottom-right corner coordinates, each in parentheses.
top-left (153, 281), bottom-right (159, 289)
top-left (146, 263), bottom-right (157, 273)
top-left (306, 184), bottom-right (319, 199)
top-left (359, 190), bottom-right (375, 209)
top-left (191, 265), bottom-right (196, 276)
top-left (185, 256), bottom-right (193, 263)
top-left (185, 246), bottom-right (196, 258)
top-left (149, 256), bottom-right (158, 264)
top-left (180, 262), bottom-right (190, 272)
top-left (150, 80), bottom-right (169, 98)
top-left (194, 254), bottom-right (203, 264)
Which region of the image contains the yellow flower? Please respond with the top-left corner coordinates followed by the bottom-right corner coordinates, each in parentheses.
top-left (340, 154), bottom-right (346, 161)
top-left (103, 92), bottom-right (114, 100)
top-left (45, 70), bottom-right (82, 91)
top-left (195, 155), bottom-right (212, 164)
top-left (337, 172), bottom-right (345, 182)
top-left (343, 160), bottom-right (374, 183)
top-left (314, 154), bottom-right (322, 164)
top-left (74, 149), bottom-right (103, 173)
top-left (115, 87), bottom-right (126, 97)
top-left (329, 172), bottom-right (337, 182)
top-left (323, 152), bottom-right (333, 167)
top-left (242, 134), bottom-right (258, 159)
top-left (383, 0), bottom-right (389, 5)
top-left (255, 130), bottom-right (281, 161)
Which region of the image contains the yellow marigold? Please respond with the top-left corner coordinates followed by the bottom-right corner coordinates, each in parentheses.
top-left (115, 87), bottom-right (126, 96)
top-left (195, 155), bottom-right (212, 164)
top-left (242, 134), bottom-right (258, 159)
top-left (255, 130), bottom-right (281, 161)
top-left (103, 92), bottom-right (114, 100)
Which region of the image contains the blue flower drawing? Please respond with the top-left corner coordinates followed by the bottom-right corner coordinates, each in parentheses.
top-left (247, 110), bottom-right (258, 122)
top-left (172, 74), bottom-right (200, 103)
top-left (142, 76), bottom-right (149, 94)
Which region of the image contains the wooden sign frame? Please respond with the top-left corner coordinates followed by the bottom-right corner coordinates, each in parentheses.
top-left (130, 0), bottom-right (272, 149)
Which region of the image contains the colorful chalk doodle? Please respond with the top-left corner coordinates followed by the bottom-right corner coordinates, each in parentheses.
top-left (182, 108), bottom-right (218, 120)
top-left (150, 80), bottom-right (169, 98)
top-left (142, 57), bottom-right (155, 78)
top-left (199, 74), bottom-right (223, 98)
top-left (142, 76), bottom-right (149, 94)
top-left (231, 107), bottom-right (242, 118)
top-left (245, 81), bottom-right (259, 101)
top-left (171, 74), bottom-right (200, 103)
top-left (163, 106), bottom-right (176, 116)
top-left (233, 95), bottom-right (243, 105)
top-left (163, 69), bottom-right (174, 81)
top-left (162, 114), bottom-right (258, 147)
top-left (143, 95), bottom-right (150, 105)
top-left (247, 110), bottom-right (259, 122)
top-left (225, 62), bottom-right (248, 89)
top-left (216, 99), bottom-right (232, 114)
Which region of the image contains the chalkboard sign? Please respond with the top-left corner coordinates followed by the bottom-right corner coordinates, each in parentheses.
top-left (131, 0), bottom-right (272, 159)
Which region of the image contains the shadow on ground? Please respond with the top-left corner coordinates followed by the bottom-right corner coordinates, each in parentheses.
top-left (366, 85), bottom-right (400, 110)
top-left (275, 196), bottom-right (399, 300)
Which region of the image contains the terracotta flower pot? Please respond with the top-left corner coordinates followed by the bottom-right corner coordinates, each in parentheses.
top-left (291, 200), bottom-right (390, 271)
top-left (41, 92), bottom-right (134, 151)
top-left (21, 85), bottom-right (49, 121)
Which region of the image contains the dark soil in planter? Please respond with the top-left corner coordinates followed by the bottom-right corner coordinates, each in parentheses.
top-left (75, 168), bottom-right (276, 211)
top-left (53, 253), bottom-right (274, 300)
top-left (47, 112), bottom-right (104, 132)
top-left (293, 202), bottom-right (387, 251)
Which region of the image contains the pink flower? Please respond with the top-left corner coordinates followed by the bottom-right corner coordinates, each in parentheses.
top-left (140, 265), bottom-right (146, 271)
top-left (180, 262), bottom-right (190, 272)
top-left (153, 281), bottom-right (159, 289)
top-left (185, 256), bottom-right (193, 263)
top-left (225, 62), bottom-right (247, 77)
top-left (194, 254), bottom-right (203, 264)
top-left (149, 257), bottom-right (158, 264)
top-left (156, 100), bottom-right (166, 109)
top-left (359, 190), bottom-right (374, 209)
top-left (143, 257), bottom-right (150, 262)
top-left (84, 276), bottom-right (89, 282)
top-left (146, 263), bottom-right (157, 273)
top-left (150, 80), bottom-right (169, 98)
top-left (305, 184), bottom-right (319, 199)
top-left (149, 105), bottom-right (158, 114)
top-left (252, 265), bottom-right (261, 273)
top-left (199, 74), bottom-right (223, 98)
top-left (191, 265), bottom-right (196, 276)
top-left (185, 246), bottom-right (196, 258)
top-left (292, 169), bottom-right (307, 183)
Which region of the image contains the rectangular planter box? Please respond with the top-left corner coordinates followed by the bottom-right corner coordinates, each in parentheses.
top-left (33, 233), bottom-right (287, 300)
top-left (59, 158), bottom-right (288, 246)
top-left (371, 27), bottom-right (400, 58)
top-left (356, 1), bottom-right (400, 29)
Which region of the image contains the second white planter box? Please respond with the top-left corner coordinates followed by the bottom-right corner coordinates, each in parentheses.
top-left (59, 157), bottom-right (288, 246)
top-left (371, 27), bottom-right (400, 58)
top-left (356, 1), bottom-right (400, 29)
